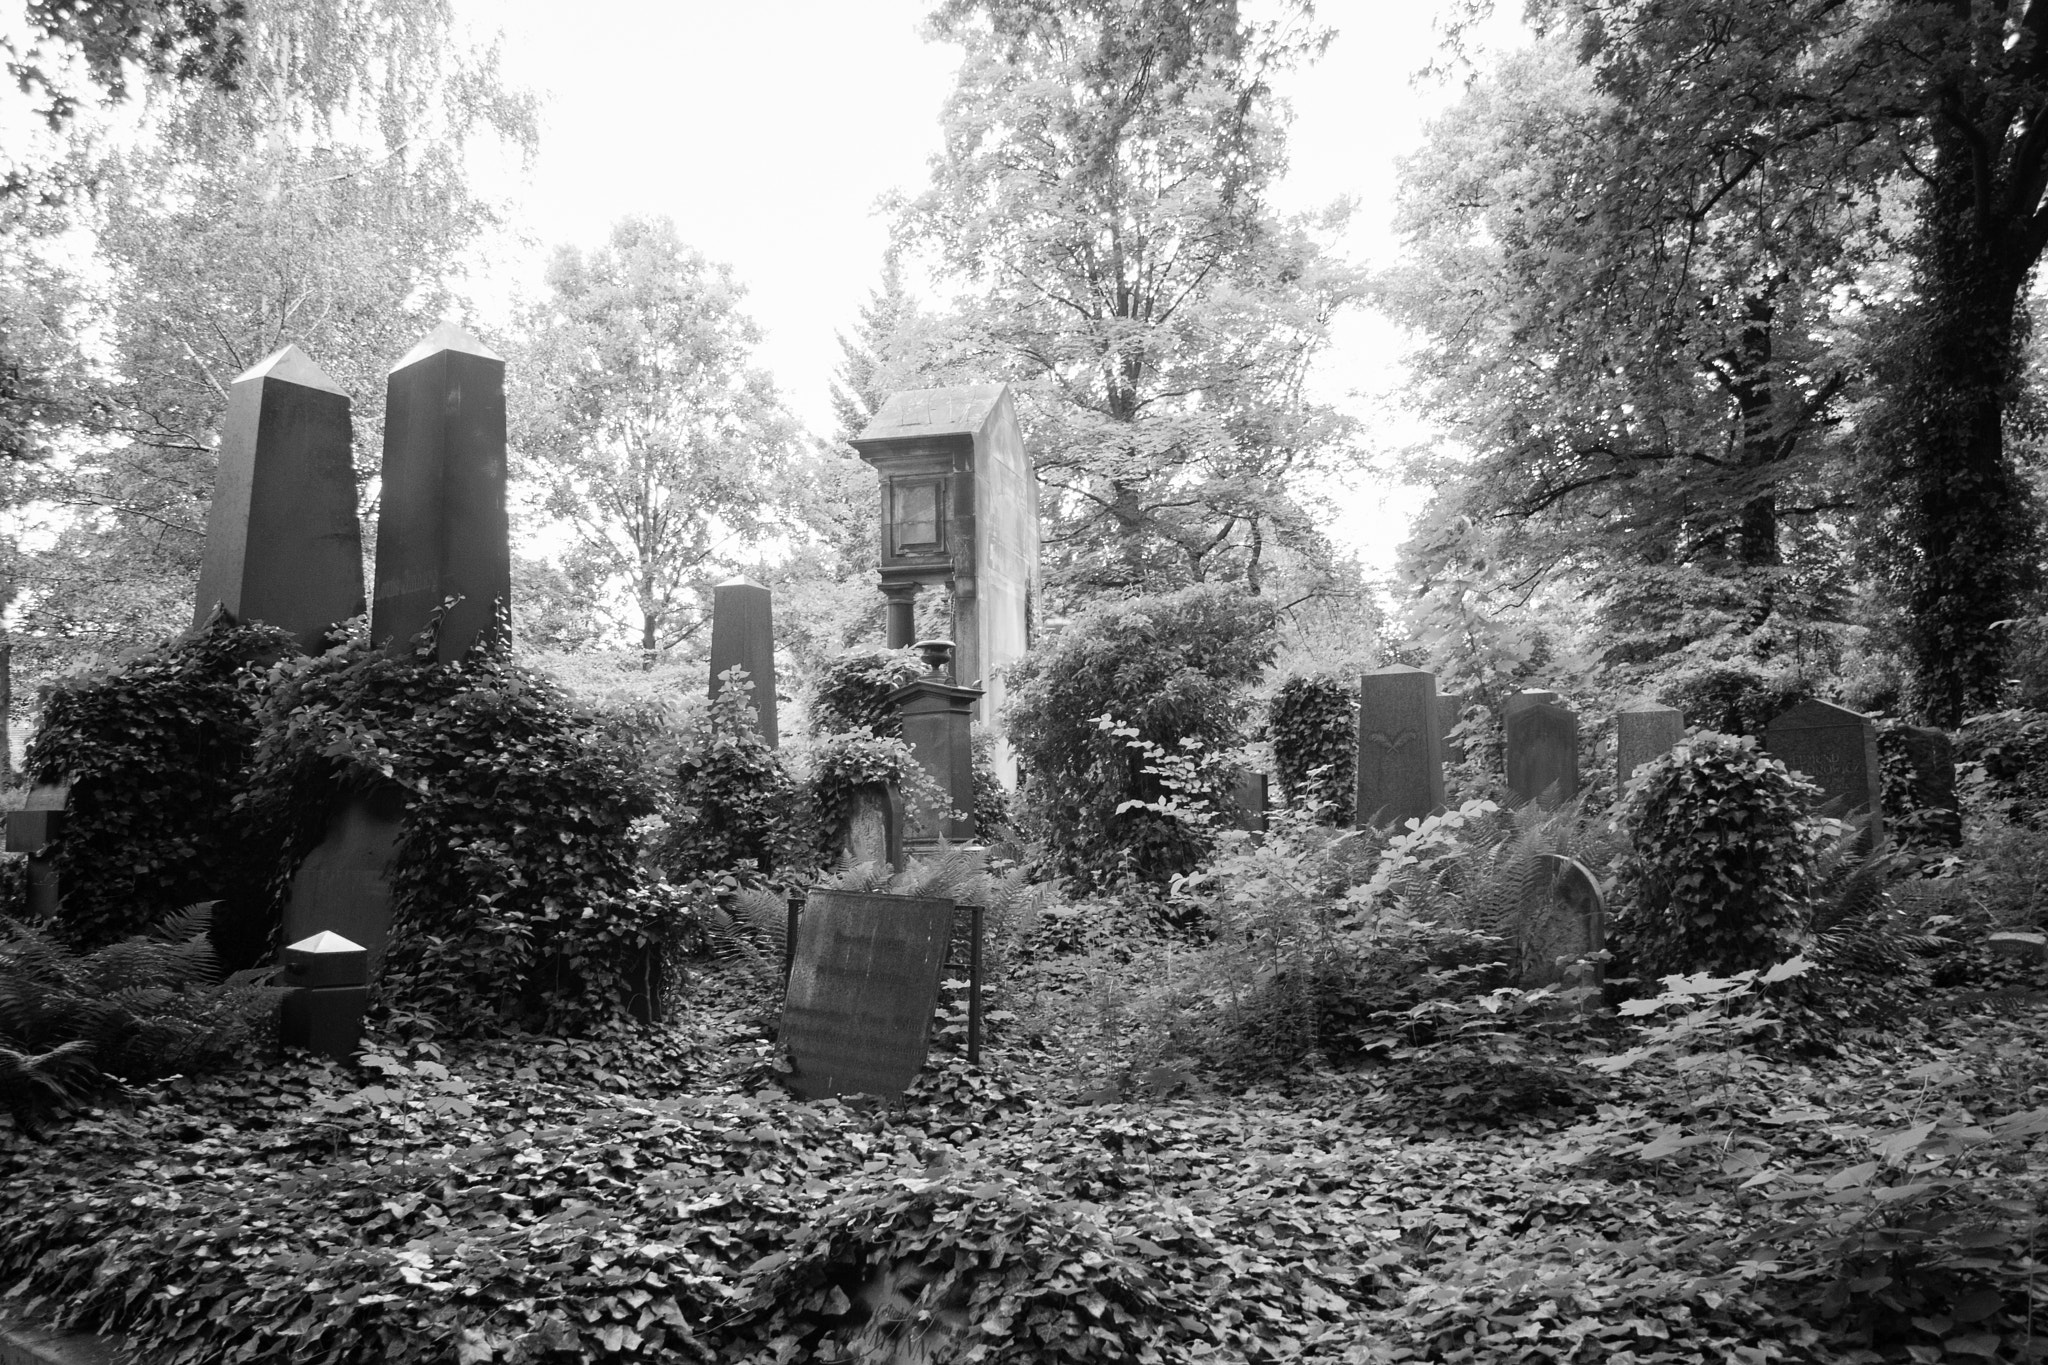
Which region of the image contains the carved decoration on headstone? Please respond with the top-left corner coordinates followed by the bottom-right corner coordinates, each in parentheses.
top-left (193, 345), bottom-right (365, 651)
top-left (1355, 665), bottom-right (1444, 827)
top-left (709, 577), bottom-right (778, 746)
top-left (852, 385), bottom-right (1039, 781)
top-left (1763, 699), bottom-right (1885, 841)
top-left (780, 889), bottom-right (958, 1100)
top-left (1506, 699), bottom-right (1580, 807)
top-left (371, 322), bottom-right (511, 663)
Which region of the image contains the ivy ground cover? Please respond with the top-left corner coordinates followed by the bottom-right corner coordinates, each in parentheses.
top-left (1, 986), bottom-right (2044, 1363)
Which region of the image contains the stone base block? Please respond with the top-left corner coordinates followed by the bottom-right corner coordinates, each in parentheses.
top-left (280, 985), bottom-right (368, 1061)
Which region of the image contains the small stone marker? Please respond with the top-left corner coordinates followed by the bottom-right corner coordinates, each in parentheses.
top-left (1893, 724), bottom-right (1961, 846)
top-left (709, 577), bottom-right (778, 746)
top-left (279, 786), bottom-right (406, 979)
top-left (841, 782), bottom-right (906, 872)
top-left (193, 345), bottom-right (366, 651)
top-left (1616, 705), bottom-right (1686, 792)
top-left (5, 781), bottom-right (68, 919)
top-left (1356, 665), bottom-right (1445, 827)
top-left (1517, 853), bottom-right (1605, 1000)
top-left (780, 889), bottom-right (957, 1100)
top-left (1506, 698), bottom-right (1580, 807)
top-left (278, 930), bottom-right (369, 1061)
top-left (371, 322), bottom-right (511, 663)
top-left (1764, 699), bottom-right (1884, 840)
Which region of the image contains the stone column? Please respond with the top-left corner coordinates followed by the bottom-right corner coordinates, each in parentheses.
top-left (193, 345), bottom-right (365, 651)
top-left (371, 322), bottom-right (510, 663)
top-left (709, 577), bottom-right (778, 746)
top-left (881, 581), bottom-right (921, 650)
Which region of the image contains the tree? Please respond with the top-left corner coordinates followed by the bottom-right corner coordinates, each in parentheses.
top-left (511, 216), bottom-right (804, 666)
top-left (897, 0), bottom-right (1365, 603)
top-left (6, 0), bottom-right (249, 135)
top-left (1464, 0), bottom-right (2048, 723)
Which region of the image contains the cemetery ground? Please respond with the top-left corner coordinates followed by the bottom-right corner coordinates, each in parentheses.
top-left (2, 879), bottom-right (2045, 1365)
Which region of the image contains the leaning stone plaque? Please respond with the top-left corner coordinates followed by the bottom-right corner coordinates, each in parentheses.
top-left (1355, 665), bottom-right (1444, 828)
top-left (780, 890), bottom-right (956, 1101)
top-left (1764, 699), bottom-right (1884, 842)
top-left (1506, 699), bottom-right (1580, 807)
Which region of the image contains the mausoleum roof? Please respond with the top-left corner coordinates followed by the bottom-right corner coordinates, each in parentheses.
top-left (855, 383), bottom-right (1010, 444)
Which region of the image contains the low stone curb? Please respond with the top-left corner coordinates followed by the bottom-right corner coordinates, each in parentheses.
top-left (0, 1310), bottom-right (131, 1365)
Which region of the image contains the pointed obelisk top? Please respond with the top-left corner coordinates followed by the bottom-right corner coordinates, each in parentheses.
top-left (390, 320), bottom-right (502, 374)
top-left (233, 344), bottom-right (346, 395)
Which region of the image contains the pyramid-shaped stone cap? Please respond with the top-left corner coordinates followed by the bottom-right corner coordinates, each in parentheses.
top-left (233, 344), bottom-right (345, 394)
top-left (390, 320), bottom-right (502, 373)
top-left (856, 383), bottom-right (1010, 442)
top-left (285, 930), bottom-right (365, 955)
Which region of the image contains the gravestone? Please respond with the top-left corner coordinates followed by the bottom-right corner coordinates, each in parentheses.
top-left (371, 322), bottom-right (510, 663)
top-left (1355, 665), bottom-right (1444, 828)
top-left (278, 930), bottom-right (368, 1061)
top-left (279, 785), bottom-right (407, 980)
top-left (891, 654), bottom-right (981, 846)
top-left (852, 385), bottom-right (1040, 781)
top-left (5, 782), bottom-right (68, 919)
top-left (1616, 705), bottom-right (1686, 792)
top-left (1764, 700), bottom-right (1884, 841)
top-left (1517, 853), bottom-right (1605, 1000)
top-left (193, 345), bottom-right (366, 651)
top-left (709, 577), bottom-right (779, 746)
top-left (780, 889), bottom-right (957, 1100)
top-left (1893, 724), bottom-right (1962, 846)
top-left (1505, 689), bottom-right (1560, 718)
top-left (1506, 698), bottom-right (1580, 807)
top-left (842, 782), bottom-right (906, 872)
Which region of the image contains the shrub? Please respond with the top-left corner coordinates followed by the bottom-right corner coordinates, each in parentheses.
top-left (1956, 706), bottom-right (2048, 826)
top-left (23, 615), bottom-right (294, 960)
top-left (806, 732), bottom-right (948, 860)
top-left (1657, 659), bottom-right (1803, 738)
top-left (1960, 811), bottom-right (2048, 929)
top-left (241, 638), bottom-right (686, 1035)
top-left (657, 676), bottom-right (810, 888)
top-left (1005, 584), bottom-right (1277, 888)
top-left (1268, 673), bottom-right (1355, 823)
top-left (1876, 720), bottom-right (1963, 850)
top-left (808, 647), bottom-right (925, 739)
top-left (969, 726), bottom-right (1009, 840)
top-left (1612, 733), bottom-right (1821, 979)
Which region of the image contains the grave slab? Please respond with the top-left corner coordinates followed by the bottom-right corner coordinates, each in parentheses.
top-left (780, 889), bottom-right (957, 1100)
top-left (1355, 665), bottom-right (1444, 828)
top-left (1506, 699), bottom-right (1580, 807)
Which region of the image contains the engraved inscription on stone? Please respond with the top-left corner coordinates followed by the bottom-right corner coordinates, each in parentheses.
top-left (780, 890), bottom-right (956, 1101)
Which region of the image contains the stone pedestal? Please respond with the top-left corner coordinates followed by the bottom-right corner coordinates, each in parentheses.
top-left (1617, 705), bottom-right (1686, 792)
top-left (279, 785), bottom-right (407, 980)
top-left (1356, 665), bottom-right (1445, 828)
top-left (1506, 699), bottom-right (1580, 807)
top-left (371, 322), bottom-right (510, 662)
top-left (193, 345), bottom-right (365, 651)
top-left (709, 577), bottom-right (778, 745)
top-left (278, 930), bottom-right (369, 1061)
top-left (890, 669), bottom-right (983, 845)
top-left (1764, 699), bottom-right (1884, 841)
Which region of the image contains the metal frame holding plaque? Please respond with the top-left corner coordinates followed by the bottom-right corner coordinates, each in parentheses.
top-left (780, 890), bottom-right (957, 1101)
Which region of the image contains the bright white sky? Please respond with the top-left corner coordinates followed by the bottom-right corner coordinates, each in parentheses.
top-left (470, 1), bottom-right (1528, 571)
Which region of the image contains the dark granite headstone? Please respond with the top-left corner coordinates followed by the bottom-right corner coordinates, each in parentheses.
top-left (843, 782), bottom-right (906, 872)
top-left (1616, 705), bottom-right (1686, 792)
top-left (1506, 699), bottom-right (1580, 807)
top-left (709, 577), bottom-right (778, 746)
top-left (1355, 665), bottom-right (1444, 828)
top-left (193, 345), bottom-right (365, 651)
top-left (371, 322), bottom-right (510, 663)
top-left (1517, 853), bottom-right (1605, 1001)
top-left (279, 785), bottom-right (406, 980)
top-left (1894, 724), bottom-right (1961, 846)
top-left (780, 889), bottom-right (957, 1100)
top-left (1764, 699), bottom-right (1884, 840)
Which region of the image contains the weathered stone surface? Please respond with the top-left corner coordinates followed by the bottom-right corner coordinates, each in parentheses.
top-left (709, 577), bottom-right (778, 746)
top-left (1517, 853), bottom-right (1605, 1000)
top-left (842, 782), bottom-right (905, 872)
top-left (1355, 665), bottom-right (1444, 828)
top-left (780, 889), bottom-right (957, 1100)
top-left (279, 786), bottom-right (406, 980)
top-left (1893, 724), bottom-right (1961, 846)
top-left (852, 384), bottom-right (1039, 782)
top-left (371, 322), bottom-right (510, 663)
top-left (4, 782), bottom-right (67, 853)
top-left (1764, 699), bottom-right (1884, 840)
top-left (1506, 699), bottom-right (1580, 807)
top-left (194, 345), bottom-right (365, 651)
top-left (1616, 705), bottom-right (1686, 792)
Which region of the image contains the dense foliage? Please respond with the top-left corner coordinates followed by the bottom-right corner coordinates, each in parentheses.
top-left (805, 733), bottom-right (944, 860)
top-left (806, 646), bottom-right (925, 739)
top-left (657, 682), bottom-right (808, 889)
top-left (1005, 584), bottom-right (1277, 887)
top-left (23, 615), bottom-right (292, 959)
top-left (1612, 734), bottom-right (1822, 980)
top-left (1267, 673), bottom-right (1356, 823)
top-left (241, 639), bottom-right (687, 1035)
